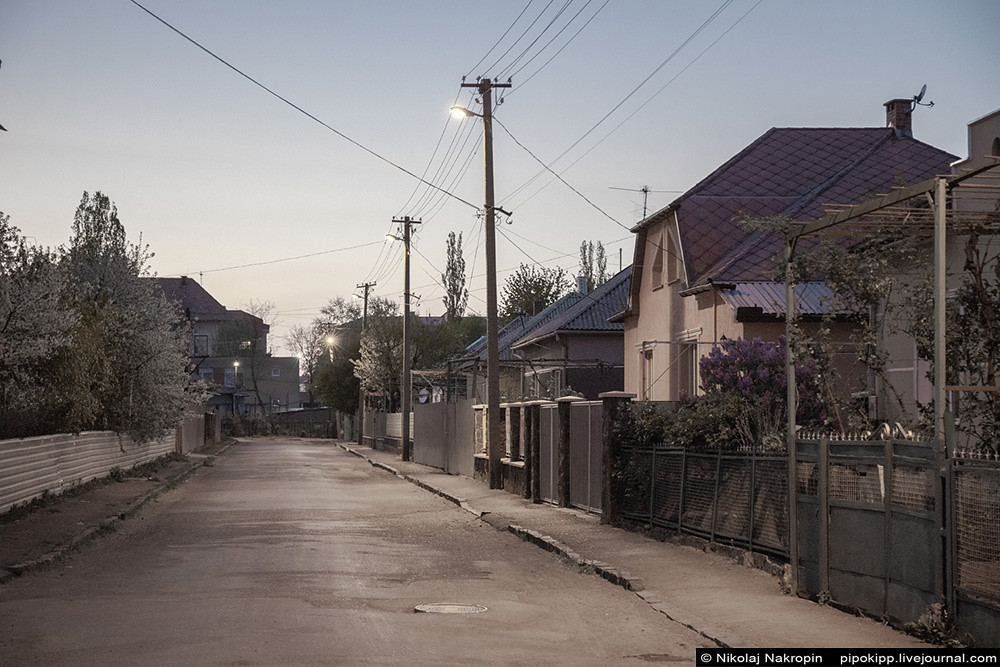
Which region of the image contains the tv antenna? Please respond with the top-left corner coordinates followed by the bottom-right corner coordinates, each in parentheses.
top-left (608, 185), bottom-right (682, 219)
top-left (912, 84), bottom-right (934, 110)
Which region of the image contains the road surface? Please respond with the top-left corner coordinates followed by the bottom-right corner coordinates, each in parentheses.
top-left (0, 439), bottom-right (708, 665)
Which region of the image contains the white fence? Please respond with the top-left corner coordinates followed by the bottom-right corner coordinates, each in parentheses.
top-left (0, 431), bottom-right (176, 513)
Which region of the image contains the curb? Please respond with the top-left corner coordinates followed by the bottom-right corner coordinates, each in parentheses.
top-left (1, 446), bottom-right (228, 585)
top-left (337, 442), bottom-right (739, 648)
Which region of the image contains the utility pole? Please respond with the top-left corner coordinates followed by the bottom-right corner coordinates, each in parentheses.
top-left (356, 281), bottom-right (375, 447)
top-left (461, 77), bottom-right (511, 489)
top-left (393, 216), bottom-right (421, 462)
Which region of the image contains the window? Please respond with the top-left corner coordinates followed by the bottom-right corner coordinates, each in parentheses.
top-left (271, 367), bottom-right (281, 377)
top-left (642, 347), bottom-right (654, 400)
top-left (678, 343), bottom-right (698, 397)
top-left (651, 233), bottom-right (665, 287)
top-left (193, 335), bottom-right (209, 356)
top-left (199, 368), bottom-right (215, 383)
top-left (224, 368), bottom-right (235, 388)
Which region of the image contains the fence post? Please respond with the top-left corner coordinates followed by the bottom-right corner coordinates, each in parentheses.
top-left (600, 392), bottom-right (635, 525)
top-left (556, 397), bottom-right (584, 508)
top-left (529, 401), bottom-right (544, 504)
top-left (819, 436), bottom-right (830, 598)
top-left (508, 404), bottom-right (521, 461)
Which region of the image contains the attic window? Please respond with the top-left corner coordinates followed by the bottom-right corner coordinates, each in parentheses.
top-left (652, 233), bottom-right (665, 287)
top-left (992, 137), bottom-right (1000, 157)
top-left (666, 233), bottom-right (681, 284)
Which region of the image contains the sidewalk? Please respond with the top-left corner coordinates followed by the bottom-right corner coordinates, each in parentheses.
top-left (0, 444), bottom-right (227, 583)
top-left (339, 441), bottom-right (927, 650)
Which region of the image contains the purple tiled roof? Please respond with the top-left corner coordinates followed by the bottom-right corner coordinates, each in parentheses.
top-left (659, 128), bottom-right (956, 289)
top-left (512, 266), bottom-right (631, 349)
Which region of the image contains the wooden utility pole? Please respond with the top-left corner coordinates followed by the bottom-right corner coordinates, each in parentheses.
top-left (393, 217), bottom-right (421, 462)
top-left (460, 77), bottom-right (511, 489)
top-left (356, 281), bottom-right (375, 447)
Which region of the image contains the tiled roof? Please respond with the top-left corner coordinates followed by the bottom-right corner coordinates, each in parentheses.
top-left (459, 292), bottom-right (586, 366)
top-left (666, 129), bottom-right (955, 288)
top-left (512, 266), bottom-right (631, 349)
top-left (155, 277), bottom-right (226, 317)
top-left (154, 276), bottom-right (267, 333)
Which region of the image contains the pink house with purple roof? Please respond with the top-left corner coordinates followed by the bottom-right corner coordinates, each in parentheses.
top-left (612, 99), bottom-right (957, 403)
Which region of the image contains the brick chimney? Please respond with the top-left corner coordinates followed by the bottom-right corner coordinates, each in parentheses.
top-left (884, 98), bottom-right (913, 139)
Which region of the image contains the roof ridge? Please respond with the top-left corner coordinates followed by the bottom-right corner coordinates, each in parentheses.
top-left (781, 130), bottom-right (893, 219)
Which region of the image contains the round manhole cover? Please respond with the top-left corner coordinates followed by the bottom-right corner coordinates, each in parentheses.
top-left (414, 603), bottom-right (488, 614)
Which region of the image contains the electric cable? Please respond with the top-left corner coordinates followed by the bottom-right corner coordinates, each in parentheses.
top-left (129, 0), bottom-right (479, 211)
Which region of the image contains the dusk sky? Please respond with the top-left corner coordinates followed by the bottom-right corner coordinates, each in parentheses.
top-left (2, 0), bottom-right (998, 355)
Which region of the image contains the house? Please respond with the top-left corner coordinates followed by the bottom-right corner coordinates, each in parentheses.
top-left (873, 107), bottom-right (1000, 429)
top-left (510, 266), bottom-right (630, 399)
top-left (459, 292), bottom-right (587, 402)
top-left (613, 99), bottom-right (957, 403)
top-left (155, 276), bottom-right (300, 416)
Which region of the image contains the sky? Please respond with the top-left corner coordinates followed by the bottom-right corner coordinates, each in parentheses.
top-left (2, 0), bottom-right (999, 356)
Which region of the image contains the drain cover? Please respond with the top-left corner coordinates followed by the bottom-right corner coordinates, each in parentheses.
top-left (414, 603), bottom-right (488, 614)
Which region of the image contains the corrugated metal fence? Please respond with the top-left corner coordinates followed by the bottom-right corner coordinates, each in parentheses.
top-left (0, 431), bottom-right (176, 513)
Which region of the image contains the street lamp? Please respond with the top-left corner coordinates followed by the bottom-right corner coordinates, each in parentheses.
top-left (232, 360), bottom-right (240, 415)
top-left (452, 77), bottom-right (509, 490)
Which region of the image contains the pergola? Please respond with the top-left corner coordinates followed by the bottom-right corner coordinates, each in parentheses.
top-left (780, 159), bottom-right (1000, 590)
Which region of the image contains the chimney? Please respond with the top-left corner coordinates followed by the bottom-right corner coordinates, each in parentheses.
top-left (576, 275), bottom-right (589, 295)
top-left (884, 98), bottom-right (913, 139)
top-left (180, 275), bottom-right (188, 286)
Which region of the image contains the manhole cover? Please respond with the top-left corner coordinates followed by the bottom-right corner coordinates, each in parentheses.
top-left (414, 603), bottom-right (488, 614)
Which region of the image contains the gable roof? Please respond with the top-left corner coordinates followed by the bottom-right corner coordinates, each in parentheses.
top-left (154, 276), bottom-right (268, 333)
top-left (459, 292), bottom-right (585, 367)
top-left (512, 266), bottom-right (631, 349)
top-left (620, 124), bottom-right (957, 318)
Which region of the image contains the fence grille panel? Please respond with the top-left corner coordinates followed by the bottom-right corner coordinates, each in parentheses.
top-left (681, 454), bottom-right (718, 536)
top-left (651, 451), bottom-right (683, 529)
top-left (753, 458), bottom-right (788, 552)
top-left (954, 463), bottom-right (1000, 602)
top-left (715, 457), bottom-right (751, 542)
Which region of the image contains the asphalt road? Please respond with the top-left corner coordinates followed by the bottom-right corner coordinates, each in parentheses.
top-left (0, 439), bottom-right (708, 665)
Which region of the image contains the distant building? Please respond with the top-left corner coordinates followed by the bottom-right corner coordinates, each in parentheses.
top-left (155, 276), bottom-right (300, 416)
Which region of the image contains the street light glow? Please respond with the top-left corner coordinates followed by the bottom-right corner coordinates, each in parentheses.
top-left (450, 105), bottom-right (479, 119)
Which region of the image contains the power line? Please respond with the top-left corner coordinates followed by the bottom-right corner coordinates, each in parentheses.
top-left (129, 0), bottom-right (479, 211)
top-left (502, 0), bottom-right (737, 205)
top-left (174, 239), bottom-right (384, 276)
top-left (508, 0), bottom-right (610, 92)
top-left (492, 115), bottom-right (624, 229)
top-left (465, 0), bottom-right (536, 79)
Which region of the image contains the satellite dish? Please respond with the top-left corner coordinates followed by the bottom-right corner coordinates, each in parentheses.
top-left (912, 84), bottom-right (934, 109)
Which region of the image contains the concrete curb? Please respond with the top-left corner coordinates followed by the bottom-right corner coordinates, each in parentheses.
top-left (1, 445), bottom-right (228, 585)
top-left (337, 442), bottom-right (738, 648)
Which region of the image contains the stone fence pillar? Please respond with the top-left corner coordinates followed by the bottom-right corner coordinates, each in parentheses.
top-left (599, 392), bottom-right (635, 525)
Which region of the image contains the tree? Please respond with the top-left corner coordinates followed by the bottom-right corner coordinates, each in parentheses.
top-left (60, 191), bottom-right (196, 441)
top-left (0, 213), bottom-right (75, 437)
top-left (500, 263), bottom-right (569, 318)
top-left (354, 297), bottom-right (402, 408)
top-left (579, 240), bottom-right (608, 291)
top-left (442, 231), bottom-right (468, 319)
top-left (286, 323), bottom-right (327, 406)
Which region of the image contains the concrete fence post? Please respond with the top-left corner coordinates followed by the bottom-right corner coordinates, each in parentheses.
top-left (507, 404), bottom-right (521, 461)
top-left (556, 396), bottom-right (585, 508)
top-left (526, 401), bottom-right (546, 504)
top-left (522, 403), bottom-right (533, 500)
top-left (600, 392), bottom-right (636, 525)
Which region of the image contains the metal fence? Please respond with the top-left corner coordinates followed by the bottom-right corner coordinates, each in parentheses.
top-left (949, 455), bottom-right (1000, 638)
top-left (620, 446), bottom-right (789, 557)
top-left (0, 431), bottom-right (176, 513)
top-left (618, 430), bottom-right (1000, 641)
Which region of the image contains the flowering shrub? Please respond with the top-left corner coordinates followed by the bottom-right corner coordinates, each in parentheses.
top-left (672, 336), bottom-right (825, 450)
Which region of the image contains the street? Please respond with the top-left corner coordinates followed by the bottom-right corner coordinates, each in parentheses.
top-left (0, 439), bottom-right (707, 665)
